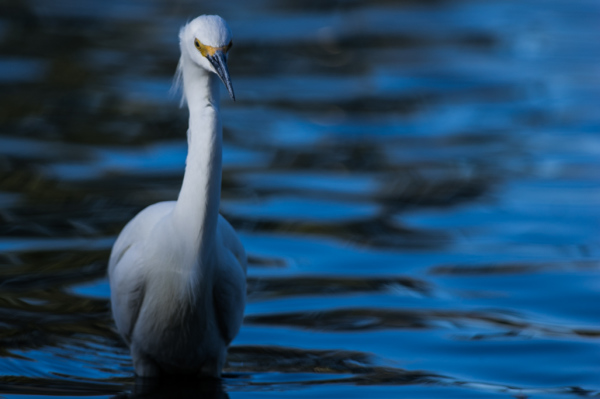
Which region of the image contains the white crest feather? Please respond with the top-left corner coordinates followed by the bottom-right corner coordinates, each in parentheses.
top-left (170, 56), bottom-right (186, 107)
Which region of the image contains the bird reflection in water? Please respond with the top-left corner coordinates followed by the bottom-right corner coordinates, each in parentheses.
top-left (112, 376), bottom-right (229, 399)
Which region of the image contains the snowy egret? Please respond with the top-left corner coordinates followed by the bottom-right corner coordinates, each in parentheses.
top-left (108, 15), bottom-right (246, 377)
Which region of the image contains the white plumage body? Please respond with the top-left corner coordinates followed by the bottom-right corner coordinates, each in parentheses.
top-left (108, 15), bottom-right (246, 377)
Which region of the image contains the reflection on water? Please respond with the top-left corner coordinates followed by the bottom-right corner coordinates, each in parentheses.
top-left (1, 0), bottom-right (600, 397)
top-left (120, 377), bottom-right (229, 399)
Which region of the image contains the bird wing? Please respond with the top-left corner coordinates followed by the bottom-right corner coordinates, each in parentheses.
top-left (109, 202), bottom-right (176, 274)
top-left (109, 245), bottom-right (146, 345)
top-left (213, 215), bottom-right (247, 345)
top-left (108, 201), bottom-right (175, 344)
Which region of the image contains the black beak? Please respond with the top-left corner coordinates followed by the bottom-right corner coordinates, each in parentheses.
top-left (207, 50), bottom-right (235, 101)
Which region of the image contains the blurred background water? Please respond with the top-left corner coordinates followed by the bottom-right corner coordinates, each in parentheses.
top-left (1, 0), bottom-right (600, 398)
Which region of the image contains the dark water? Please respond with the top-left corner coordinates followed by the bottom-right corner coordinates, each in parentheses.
top-left (1, 0), bottom-right (600, 397)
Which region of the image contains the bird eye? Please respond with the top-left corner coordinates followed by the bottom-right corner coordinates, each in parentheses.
top-left (194, 39), bottom-right (208, 57)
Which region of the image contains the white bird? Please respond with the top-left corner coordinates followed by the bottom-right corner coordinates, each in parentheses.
top-left (108, 15), bottom-right (246, 378)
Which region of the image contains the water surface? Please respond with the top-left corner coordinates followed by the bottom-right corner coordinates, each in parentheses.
top-left (1, 0), bottom-right (600, 397)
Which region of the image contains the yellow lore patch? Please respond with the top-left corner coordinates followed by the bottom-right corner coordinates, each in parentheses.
top-left (194, 39), bottom-right (233, 57)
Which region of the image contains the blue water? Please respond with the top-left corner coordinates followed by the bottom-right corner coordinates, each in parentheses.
top-left (0, 0), bottom-right (599, 397)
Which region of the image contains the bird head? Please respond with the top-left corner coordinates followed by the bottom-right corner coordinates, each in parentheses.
top-left (179, 15), bottom-right (235, 100)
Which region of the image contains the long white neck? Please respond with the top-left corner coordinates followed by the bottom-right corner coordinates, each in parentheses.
top-left (173, 53), bottom-right (222, 264)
